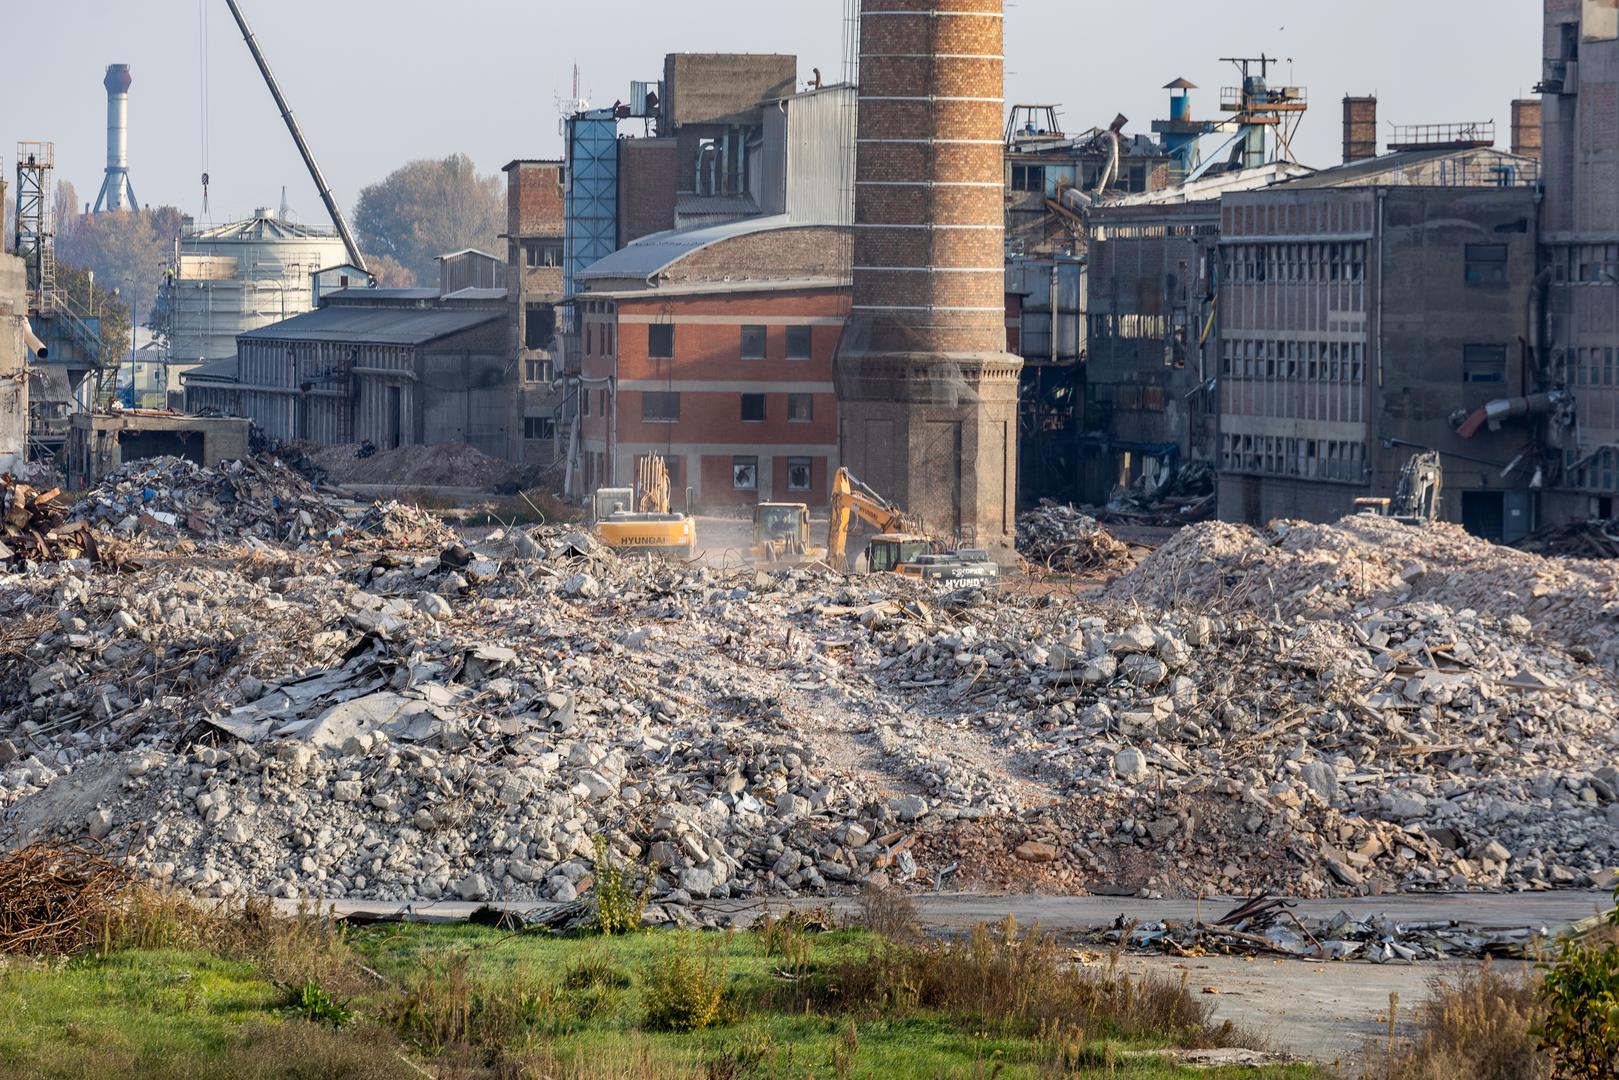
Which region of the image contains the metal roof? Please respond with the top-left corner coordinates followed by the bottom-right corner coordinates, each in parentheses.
top-left (1277, 146), bottom-right (1537, 189)
top-left (238, 305), bottom-right (503, 346)
top-left (325, 288), bottom-right (441, 303)
top-left (184, 212), bottom-right (338, 242)
top-left (578, 214), bottom-right (796, 283)
top-left (441, 287), bottom-right (508, 301)
top-left (179, 356), bottom-right (240, 383)
top-left (1164, 77), bottom-right (1198, 90)
top-left (674, 193), bottom-right (762, 217)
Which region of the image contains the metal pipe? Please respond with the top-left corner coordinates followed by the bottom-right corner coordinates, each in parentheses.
top-left (21, 319), bottom-right (48, 359)
top-left (223, 0), bottom-right (368, 274)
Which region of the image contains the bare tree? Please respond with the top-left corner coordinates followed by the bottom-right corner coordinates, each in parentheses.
top-left (354, 154), bottom-right (504, 284)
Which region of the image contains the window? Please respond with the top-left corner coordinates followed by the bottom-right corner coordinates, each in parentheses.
top-left (642, 391), bottom-right (679, 422)
top-left (585, 325), bottom-right (593, 355)
top-left (786, 457), bottom-right (812, 492)
top-left (525, 305), bottom-right (556, 350)
top-left (1011, 164), bottom-right (1044, 192)
top-left (786, 325), bottom-right (812, 359)
top-left (580, 390), bottom-right (591, 417)
top-left (523, 416), bottom-right (555, 440)
top-left (648, 323), bottom-right (674, 359)
top-left (1463, 344), bottom-right (1507, 383)
top-left (732, 456), bottom-right (758, 490)
top-left (524, 359), bottom-right (550, 382)
top-left (787, 393), bottom-right (813, 422)
top-left (524, 241), bottom-right (562, 268)
top-left (740, 325), bottom-right (767, 360)
top-left (740, 393), bottom-right (767, 422)
top-left (1465, 243), bottom-right (1509, 288)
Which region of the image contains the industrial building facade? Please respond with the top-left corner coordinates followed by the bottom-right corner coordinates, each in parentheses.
top-left (503, 160), bottom-right (569, 468)
top-left (1216, 184), bottom-right (1541, 538)
top-left (573, 218), bottom-right (849, 509)
top-left (1540, 0), bottom-right (1619, 518)
top-left (221, 292), bottom-right (512, 460)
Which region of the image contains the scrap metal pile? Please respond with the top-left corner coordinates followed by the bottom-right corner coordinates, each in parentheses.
top-left (1514, 518), bottom-right (1619, 560)
top-left (0, 472), bottom-right (1616, 911)
top-left (2, 476), bottom-right (132, 569)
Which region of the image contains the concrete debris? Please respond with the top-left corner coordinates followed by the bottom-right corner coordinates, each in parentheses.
top-left (1, 490), bottom-right (1617, 908)
top-left (1017, 505), bottom-right (1130, 573)
top-left (306, 441), bottom-right (520, 492)
top-left (69, 455), bottom-right (344, 546)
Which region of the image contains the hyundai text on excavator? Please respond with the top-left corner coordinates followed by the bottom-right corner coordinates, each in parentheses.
top-left (591, 457), bottom-right (696, 559)
top-left (826, 468), bottom-right (999, 589)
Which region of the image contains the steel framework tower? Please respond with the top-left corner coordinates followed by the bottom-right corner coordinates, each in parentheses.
top-left (14, 142), bottom-right (55, 303)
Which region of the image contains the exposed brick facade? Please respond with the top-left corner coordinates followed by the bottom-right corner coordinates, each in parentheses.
top-left (839, 0), bottom-right (1023, 556)
top-left (503, 160), bottom-right (568, 467)
top-left (619, 139), bottom-right (680, 245)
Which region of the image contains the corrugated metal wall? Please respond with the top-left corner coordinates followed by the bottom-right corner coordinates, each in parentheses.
top-left (785, 87), bottom-right (855, 227)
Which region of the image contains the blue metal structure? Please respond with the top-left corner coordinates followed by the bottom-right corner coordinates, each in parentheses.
top-left (564, 109), bottom-right (620, 297)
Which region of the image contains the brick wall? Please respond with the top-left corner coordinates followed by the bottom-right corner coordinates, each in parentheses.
top-left (619, 140), bottom-right (679, 244)
top-left (505, 162), bottom-right (564, 237)
top-left (666, 227), bottom-right (852, 282)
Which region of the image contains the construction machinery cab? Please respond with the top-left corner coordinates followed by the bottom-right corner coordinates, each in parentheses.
top-left (1354, 451), bottom-right (1443, 525)
top-left (751, 502), bottom-right (824, 563)
top-left (591, 487), bottom-right (635, 523)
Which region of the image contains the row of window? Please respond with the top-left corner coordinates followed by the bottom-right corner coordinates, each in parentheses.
top-left (640, 391), bottom-right (816, 424)
top-left (1222, 242), bottom-right (1367, 285)
top-left (1221, 338), bottom-right (1368, 382)
top-left (584, 320), bottom-right (617, 359)
top-left (1221, 434), bottom-right (1366, 482)
top-left (1565, 447), bottom-right (1619, 492)
top-left (638, 454), bottom-right (815, 493)
top-left (1567, 346), bottom-right (1619, 387)
top-left (1088, 313), bottom-right (1169, 341)
top-left (1545, 242), bottom-right (1619, 286)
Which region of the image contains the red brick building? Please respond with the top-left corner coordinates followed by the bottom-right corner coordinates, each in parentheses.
top-left (573, 217), bottom-right (851, 509)
top-left (502, 160), bottom-right (568, 466)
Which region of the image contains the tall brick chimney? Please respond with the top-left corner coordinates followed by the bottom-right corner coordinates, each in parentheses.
top-left (837, 0), bottom-right (1023, 557)
top-left (1342, 95), bottom-right (1378, 164)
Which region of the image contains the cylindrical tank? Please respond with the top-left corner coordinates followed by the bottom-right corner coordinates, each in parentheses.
top-left (161, 208), bottom-right (349, 367)
top-left (103, 65), bottom-right (132, 210)
top-left (1169, 91), bottom-right (1191, 123)
top-left (851, 0), bottom-right (1009, 356)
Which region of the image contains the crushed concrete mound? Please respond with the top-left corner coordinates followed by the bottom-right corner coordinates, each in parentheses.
top-left (1, 495), bottom-right (1616, 908)
top-left (308, 442), bottom-right (519, 491)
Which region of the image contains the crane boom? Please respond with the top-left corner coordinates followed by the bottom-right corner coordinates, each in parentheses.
top-left (224, 0), bottom-right (369, 273)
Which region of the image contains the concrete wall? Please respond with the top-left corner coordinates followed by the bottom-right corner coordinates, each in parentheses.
top-left (67, 414), bottom-right (249, 488)
top-left (0, 256), bottom-right (28, 472)
top-left (1216, 185), bottom-right (1540, 539)
top-left (1541, 0), bottom-right (1619, 512)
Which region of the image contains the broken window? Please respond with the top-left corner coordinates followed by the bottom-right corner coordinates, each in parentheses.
top-left (524, 241), bottom-right (562, 268)
top-left (648, 323), bottom-right (675, 359)
top-left (740, 393), bottom-right (767, 422)
top-left (732, 456), bottom-right (758, 490)
top-left (740, 325), bottom-right (767, 360)
top-left (642, 391), bottom-right (679, 422)
top-left (1465, 244), bottom-right (1509, 288)
top-left (1463, 344), bottom-right (1507, 383)
top-left (523, 416), bottom-right (555, 440)
top-left (1011, 164), bottom-right (1045, 192)
top-left (786, 457), bottom-right (812, 492)
top-left (524, 305), bottom-right (556, 350)
top-left (787, 393), bottom-right (813, 422)
top-left (786, 325), bottom-right (812, 359)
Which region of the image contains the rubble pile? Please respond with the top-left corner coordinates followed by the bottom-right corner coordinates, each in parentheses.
top-left (1514, 519), bottom-right (1619, 560)
top-left (350, 501), bottom-right (463, 550)
top-left (308, 442), bottom-right (520, 492)
top-left (0, 491), bottom-right (1615, 906)
top-left (1016, 505), bottom-right (1131, 574)
top-left (70, 456), bottom-right (345, 546)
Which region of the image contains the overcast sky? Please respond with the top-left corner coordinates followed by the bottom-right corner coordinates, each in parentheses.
top-left (3, 0), bottom-right (1541, 225)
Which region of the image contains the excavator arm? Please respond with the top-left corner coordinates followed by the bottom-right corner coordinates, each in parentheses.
top-left (826, 467), bottom-right (914, 568)
top-left (636, 455), bottom-right (671, 514)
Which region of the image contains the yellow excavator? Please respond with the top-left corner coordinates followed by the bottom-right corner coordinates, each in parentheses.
top-left (826, 468), bottom-right (999, 589)
top-left (591, 457), bottom-right (696, 559)
top-left (750, 502), bottom-right (827, 564)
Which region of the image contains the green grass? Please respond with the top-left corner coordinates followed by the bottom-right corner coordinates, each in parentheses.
top-left (0, 921), bottom-right (1324, 1079)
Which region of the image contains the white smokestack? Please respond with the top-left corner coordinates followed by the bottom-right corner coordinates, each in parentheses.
top-left (94, 64), bottom-right (140, 213)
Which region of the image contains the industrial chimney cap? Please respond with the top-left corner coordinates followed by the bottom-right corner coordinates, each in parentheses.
top-left (104, 64), bottom-right (133, 94)
top-left (1164, 77), bottom-right (1198, 91)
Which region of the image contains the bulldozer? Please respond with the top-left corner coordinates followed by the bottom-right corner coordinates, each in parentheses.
top-left (1354, 451), bottom-right (1443, 525)
top-left (826, 468), bottom-right (999, 590)
top-left (749, 502), bottom-right (827, 564)
top-left (591, 457), bottom-right (696, 559)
